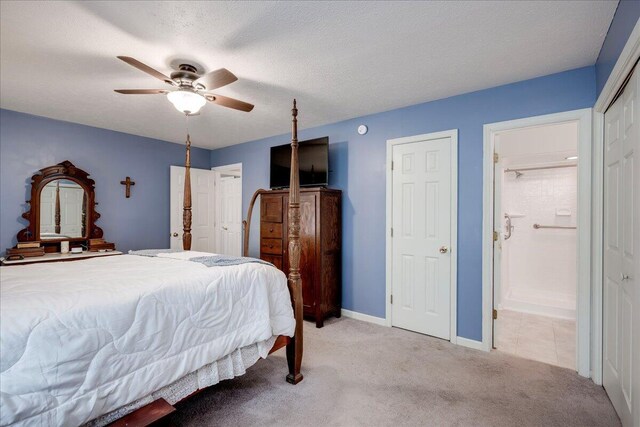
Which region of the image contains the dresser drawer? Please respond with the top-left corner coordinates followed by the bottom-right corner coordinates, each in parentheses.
top-left (261, 238), bottom-right (282, 255)
top-left (261, 222), bottom-right (283, 239)
top-left (261, 197), bottom-right (283, 223)
top-left (261, 254), bottom-right (283, 270)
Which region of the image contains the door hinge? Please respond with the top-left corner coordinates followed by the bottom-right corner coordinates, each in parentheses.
top-left (390, 295), bottom-right (393, 304)
top-left (493, 309), bottom-right (498, 320)
top-left (391, 161), bottom-right (394, 170)
top-left (493, 231), bottom-right (498, 241)
top-left (391, 227), bottom-right (394, 237)
top-left (493, 152), bottom-right (499, 164)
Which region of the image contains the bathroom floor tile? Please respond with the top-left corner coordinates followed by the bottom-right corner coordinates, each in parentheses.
top-left (494, 310), bottom-right (575, 370)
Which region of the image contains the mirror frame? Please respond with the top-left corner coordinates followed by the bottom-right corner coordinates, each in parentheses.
top-left (18, 160), bottom-right (103, 244)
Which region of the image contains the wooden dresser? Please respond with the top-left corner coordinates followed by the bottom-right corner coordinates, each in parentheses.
top-left (260, 187), bottom-right (341, 327)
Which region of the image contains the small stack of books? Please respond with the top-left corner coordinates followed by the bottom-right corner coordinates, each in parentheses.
top-left (88, 238), bottom-right (115, 252)
top-left (7, 241), bottom-right (45, 257)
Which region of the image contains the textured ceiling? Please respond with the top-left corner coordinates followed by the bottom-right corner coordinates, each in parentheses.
top-left (0, 1), bottom-right (616, 149)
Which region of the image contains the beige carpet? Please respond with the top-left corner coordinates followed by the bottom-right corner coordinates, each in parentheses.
top-left (167, 318), bottom-right (619, 426)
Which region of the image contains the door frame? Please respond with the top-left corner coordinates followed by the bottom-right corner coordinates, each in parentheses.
top-left (592, 19), bottom-right (640, 387)
top-left (211, 163), bottom-right (243, 256)
top-left (385, 129), bottom-right (458, 343)
top-left (482, 109), bottom-right (592, 377)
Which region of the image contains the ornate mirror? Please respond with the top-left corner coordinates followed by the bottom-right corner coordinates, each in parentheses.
top-left (17, 161), bottom-right (105, 250)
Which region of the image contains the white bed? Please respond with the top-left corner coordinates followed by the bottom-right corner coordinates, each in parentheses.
top-left (0, 252), bottom-right (295, 426)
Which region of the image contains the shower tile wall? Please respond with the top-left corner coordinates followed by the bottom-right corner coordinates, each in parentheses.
top-left (499, 166), bottom-right (577, 319)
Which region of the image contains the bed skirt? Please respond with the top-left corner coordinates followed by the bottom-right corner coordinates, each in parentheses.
top-left (86, 336), bottom-right (278, 427)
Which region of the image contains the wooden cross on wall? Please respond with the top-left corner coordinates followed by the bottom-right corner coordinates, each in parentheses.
top-left (120, 177), bottom-right (135, 198)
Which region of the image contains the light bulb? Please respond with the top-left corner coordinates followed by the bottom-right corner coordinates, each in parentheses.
top-left (167, 90), bottom-right (206, 115)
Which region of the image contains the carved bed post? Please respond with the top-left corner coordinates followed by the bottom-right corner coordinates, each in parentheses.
top-left (286, 99), bottom-right (303, 384)
top-left (81, 191), bottom-right (87, 237)
top-left (54, 181), bottom-right (61, 235)
top-left (183, 134), bottom-right (192, 251)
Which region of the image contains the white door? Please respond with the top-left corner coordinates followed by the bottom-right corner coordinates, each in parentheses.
top-left (170, 166), bottom-right (216, 252)
top-left (59, 185), bottom-right (84, 237)
top-left (603, 65), bottom-right (638, 427)
top-left (216, 176), bottom-right (242, 256)
top-left (40, 185), bottom-right (56, 234)
top-left (391, 136), bottom-right (453, 339)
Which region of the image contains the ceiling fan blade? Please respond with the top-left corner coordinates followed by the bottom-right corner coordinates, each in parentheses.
top-left (194, 68), bottom-right (238, 91)
top-left (114, 89), bottom-right (170, 94)
top-left (117, 56), bottom-right (175, 86)
top-left (204, 93), bottom-right (254, 112)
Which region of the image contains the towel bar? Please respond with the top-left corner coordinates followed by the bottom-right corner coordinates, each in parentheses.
top-left (533, 224), bottom-right (576, 230)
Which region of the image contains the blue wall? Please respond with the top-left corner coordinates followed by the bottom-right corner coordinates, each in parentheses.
top-left (211, 66), bottom-right (597, 341)
top-left (595, 0), bottom-right (640, 96)
top-left (0, 66), bottom-right (601, 341)
top-left (0, 109), bottom-right (211, 254)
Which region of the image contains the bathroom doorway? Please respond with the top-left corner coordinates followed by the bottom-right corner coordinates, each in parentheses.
top-left (492, 121), bottom-right (579, 369)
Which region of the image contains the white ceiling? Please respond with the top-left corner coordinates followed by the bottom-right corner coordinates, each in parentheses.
top-left (0, 1), bottom-right (616, 149)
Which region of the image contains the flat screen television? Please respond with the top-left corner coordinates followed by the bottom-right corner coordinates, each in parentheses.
top-left (270, 137), bottom-right (329, 188)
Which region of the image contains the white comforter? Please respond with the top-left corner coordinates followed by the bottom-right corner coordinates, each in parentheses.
top-left (0, 252), bottom-right (295, 426)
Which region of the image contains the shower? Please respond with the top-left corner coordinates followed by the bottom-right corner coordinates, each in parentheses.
top-left (491, 118), bottom-right (583, 371)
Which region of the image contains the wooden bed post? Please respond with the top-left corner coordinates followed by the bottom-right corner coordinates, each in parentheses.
top-left (81, 191), bottom-right (87, 237)
top-left (54, 181), bottom-right (61, 235)
top-left (183, 134), bottom-right (192, 251)
top-left (286, 99), bottom-right (304, 384)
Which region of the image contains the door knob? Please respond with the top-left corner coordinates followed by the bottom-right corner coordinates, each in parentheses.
top-left (222, 226), bottom-right (228, 231)
top-left (172, 232), bottom-right (178, 237)
top-left (439, 246), bottom-right (448, 254)
top-left (621, 273), bottom-right (631, 281)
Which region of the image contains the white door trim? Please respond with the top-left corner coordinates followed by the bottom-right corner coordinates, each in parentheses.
top-left (482, 109), bottom-right (592, 378)
top-left (385, 129), bottom-right (458, 343)
top-left (591, 15), bottom-right (640, 388)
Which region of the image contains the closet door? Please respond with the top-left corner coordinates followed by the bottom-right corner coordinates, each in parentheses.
top-left (603, 65), bottom-right (638, 427)
top-left (391, 136), bottom-right (453, 340)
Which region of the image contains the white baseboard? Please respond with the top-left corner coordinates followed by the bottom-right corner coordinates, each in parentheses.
top-left (341, 309), bottom-right (387, 326)
top-left (340, 310), bottom-right (485, 352)
top-left (456, 336), bottom-right (485, 351)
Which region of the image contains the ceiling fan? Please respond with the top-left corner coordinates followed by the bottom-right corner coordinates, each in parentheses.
top-left (114, 56), bottom-right (254, 115)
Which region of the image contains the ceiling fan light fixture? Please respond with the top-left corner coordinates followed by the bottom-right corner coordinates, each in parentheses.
top-left (167, 89), bottom-right (206, 115)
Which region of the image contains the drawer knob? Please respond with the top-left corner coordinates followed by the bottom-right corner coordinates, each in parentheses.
top-left (270, 228), bottom-right (274, 232)
top-left (269, 245), bottom-right (274, 249)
